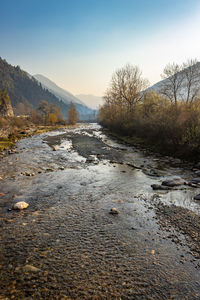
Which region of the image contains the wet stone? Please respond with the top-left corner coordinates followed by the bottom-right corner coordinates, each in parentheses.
top-left (189, 178), bottom-right (200, 184)
top-left (12, 201), bottom-right (29, 210)
top-left (52, 146), bottom-right (58, 151)
top-left (23, 265), bottom-right (40, 273)
top-left (194, 194), bottom-right (200, 200)
top-left (109, 208), bottom-right (119, 215)
top-left (86, 156), bottom-right (96, 163)
top-left (151, 184), bottom-right (170, 191)
top-left (162, 178), bottom-right (186, 187)
top-left (194, 170), bottom-right (200, 176)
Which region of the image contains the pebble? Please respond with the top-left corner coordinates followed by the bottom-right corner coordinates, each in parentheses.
top-left (23, 264), bottom-right (40, 272)
top-left (13, 201), bottom-right (29, 210)
top-left (109, 208), bottom-right (119, 215)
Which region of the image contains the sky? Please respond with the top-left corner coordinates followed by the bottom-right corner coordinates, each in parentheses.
top-left (1, 0), bottom-right (200, 96)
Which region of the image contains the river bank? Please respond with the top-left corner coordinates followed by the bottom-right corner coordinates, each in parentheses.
top-left (0, 124), bottom-right (79, 154)
top-left (102, 128), bottom-right (200, 163)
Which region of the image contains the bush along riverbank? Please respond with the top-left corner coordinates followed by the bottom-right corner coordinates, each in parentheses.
top-left (99, 63), bottom-right (200, 163)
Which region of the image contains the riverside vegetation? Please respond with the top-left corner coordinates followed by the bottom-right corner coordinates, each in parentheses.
top-left (0, 90), bottom-right (79, 151)
top-left (99, 60), bottom-right (200, 161)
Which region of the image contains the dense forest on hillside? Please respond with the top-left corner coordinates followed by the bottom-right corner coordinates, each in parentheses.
top-left (0, 57), bottom-right (71, 116)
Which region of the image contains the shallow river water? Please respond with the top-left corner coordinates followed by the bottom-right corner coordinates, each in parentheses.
top-left (0, 123), bottom-right (200, 299)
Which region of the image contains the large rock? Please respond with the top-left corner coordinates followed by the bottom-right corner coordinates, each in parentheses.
top-left (194, 194), bottom-right (200, 200)
top-left (194, 170), bottom-right (200, 176)
top-left (151, 184), bottom-right (170, 191)
top-left (13, 201), bottom-right (29, 210)
top-left (189, 178), bottom-right (200, 184)
top-left (162, 178), bottom-right (186, 187)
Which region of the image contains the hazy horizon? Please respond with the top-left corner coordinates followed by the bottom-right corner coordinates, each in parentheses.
top-left (1, 0), bottom-right (200, 97)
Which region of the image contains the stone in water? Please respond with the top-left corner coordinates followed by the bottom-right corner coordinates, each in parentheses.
top-left (109, 208), bottom-right (119, 215)
top-left (13, 201), bottom-right (29, 210)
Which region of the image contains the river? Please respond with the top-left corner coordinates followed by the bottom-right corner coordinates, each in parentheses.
top-left (0, 123), bottom-right (199, 299)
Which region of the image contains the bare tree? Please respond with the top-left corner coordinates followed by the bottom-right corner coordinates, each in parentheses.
top-left (182, 59), bottom-right (200, 102)
top-left (159, 63), bottom-right (184, 103)
top-left (105, 64), bottom-right (149, 112)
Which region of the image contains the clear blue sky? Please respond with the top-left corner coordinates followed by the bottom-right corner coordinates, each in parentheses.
top-left (1, 0), bottom-right (200, 95)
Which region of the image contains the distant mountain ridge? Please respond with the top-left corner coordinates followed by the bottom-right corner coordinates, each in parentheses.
top-left (0, 57), bottom-right (95, 120)
top-left (33, 74), bottom-right (96, 118)
top-left (76, 94), bottom-right (103, 109)
top-left (0, 57), bottom-right (72, 116)
top-left (34, 74), bottom-right (84, 105)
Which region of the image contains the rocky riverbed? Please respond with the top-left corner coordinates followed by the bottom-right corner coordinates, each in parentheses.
top-left (0, 123), bottom-right (200, 299)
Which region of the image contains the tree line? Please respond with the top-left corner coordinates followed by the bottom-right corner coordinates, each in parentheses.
top-left (0, 91), bottom-right (79, 131)
top-left (12, 99), bottom-right (79, 126)
top-left (99, 60), bottom-right (200, 160)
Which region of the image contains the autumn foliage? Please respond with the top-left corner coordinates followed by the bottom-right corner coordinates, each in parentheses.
top-left (99, 63), bottom-right (200, 160)
top-left (67, 102), bottom-right (79, 125)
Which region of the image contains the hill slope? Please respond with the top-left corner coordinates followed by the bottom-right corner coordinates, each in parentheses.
top-left (0, 58), bottom-right (95, 120)
top-left (148, 62), bottom-right (200, 101)
top-left (34, 74), bottom-right (84, 105)
top-left (33, 74), bottom-right (96, 119)
top-left (0, 57), bottom-right (72, 117)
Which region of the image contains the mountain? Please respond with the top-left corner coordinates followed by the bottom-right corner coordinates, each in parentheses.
top-left (34, 74), bottom-right (84, 105)
top-left (0, 57), bottom-right (71, 117)
top-left (148, 62), bottom-right (200, 101)
top-left (33, 74), bottom-right (96, 119)
top-left (76, 94), bottom-right (103, 109)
